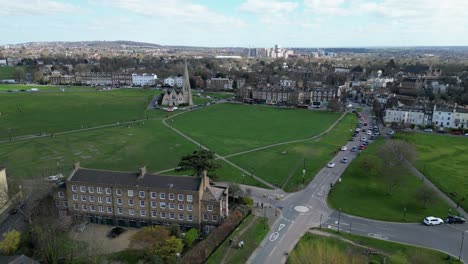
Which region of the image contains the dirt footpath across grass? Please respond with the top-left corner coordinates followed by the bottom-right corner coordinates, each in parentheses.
top-left (70, 224), bottom-right (138, 254)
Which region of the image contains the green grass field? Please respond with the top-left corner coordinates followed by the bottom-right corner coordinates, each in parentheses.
top-left (0, 89), bottom-right (162, 140)
top-left (172, 104), bottom-right (342, 155)
top-left (0, 66), bottom-right (27, 80)
top-left (0, 84), bottom-right (98, 91)
top-left (288, 230), bottom-right (460, 264)
top-left (395, 133), bottom-right (468, 212)
top-left (328, 139), bottom-right (453, 222)
top-left (206, 215), bottom-right (269, 264)
top-left (229, 114), bottom-right (356, 191)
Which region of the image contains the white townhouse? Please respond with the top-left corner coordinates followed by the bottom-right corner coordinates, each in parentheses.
top-left (132, 74), bottom-right (157, 86)
top-left (384, 107), bottom-right (428, 126)
top-left (164, 77), bottom-right (175, 87)
top-left (432, 105), bottom-right (468, 129)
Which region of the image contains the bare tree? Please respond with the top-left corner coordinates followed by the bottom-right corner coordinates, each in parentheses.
top-left (378, 140), bottom-right (417, 195)
top-left (414, 184), bottom-right (438, 209)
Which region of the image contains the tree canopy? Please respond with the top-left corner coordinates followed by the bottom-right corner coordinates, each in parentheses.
top-left (177, 149), bottom-right (220, 178)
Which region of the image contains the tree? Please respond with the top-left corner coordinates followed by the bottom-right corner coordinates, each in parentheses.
top-left (184, 228), bottom-right (198, 248)
top-left (414, 184), bottom-right (438, 209)
top-left (378, 140), bottom-right (417, 195)
top-left (229, 183), bottom-right (245, 203)
top-left (0, 230), bottom-right (21, 255)
top-left (33, 71), bottom-right (44, 83)
top-left (130, 226), bottom-right (170, 251)
top-left (14, 68), bottom-right (25, 82)
top-left (155, 236), bottom-right (183, 262)
top-left (177, 149), bottom-right (221, 178)
top-left (327, 99), bottom-right (341, 112)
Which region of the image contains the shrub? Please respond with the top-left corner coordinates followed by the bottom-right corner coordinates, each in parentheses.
top-left (184, 228), bottom-right (199, 248)
top-left (240, 196), bottom-right (254, 208)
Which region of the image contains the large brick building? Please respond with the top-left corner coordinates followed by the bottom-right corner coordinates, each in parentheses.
top-left (55, 163), bottom-right (228, 233)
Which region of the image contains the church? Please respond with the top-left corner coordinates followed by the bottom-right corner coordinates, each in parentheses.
top-left (159, 60), bottom-right (193, 106)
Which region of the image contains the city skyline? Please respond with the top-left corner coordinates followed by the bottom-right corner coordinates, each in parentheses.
top-left (1, 0), bottom-right (468, 47)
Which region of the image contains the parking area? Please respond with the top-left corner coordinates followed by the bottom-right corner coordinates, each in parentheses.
top-left (70, 223), bottom-right (139, 254)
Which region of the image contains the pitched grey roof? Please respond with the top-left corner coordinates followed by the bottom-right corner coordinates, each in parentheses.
top-left (70, 168), bottom-right (202, 191)
top-left (0, 255), bottom-right (40, 264)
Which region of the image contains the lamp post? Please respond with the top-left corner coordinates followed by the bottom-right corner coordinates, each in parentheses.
top-left (338, 208), bottom-right (341, 233)
top-left (459, 231), bottom-right (465, 261)
top-left (302, 158), bottom-right (306, 184)
top-left (242, 173), bottom-right (245, 184)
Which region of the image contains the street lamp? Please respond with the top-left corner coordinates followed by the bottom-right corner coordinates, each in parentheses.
top-left (302, 158), bottom-right (306, 184)
top-left (459, 231), bottom-right (465, 261)
top-left (242, 173), bottom-right (245, 184)
top-left (338, 208), bottom-right (341, 233)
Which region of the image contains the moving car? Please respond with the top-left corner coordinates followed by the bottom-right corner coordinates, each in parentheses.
top-left (387, 130), bottom-right (395, 135)
top-left (327, 162), bottom-right (336, 168)
top-left (341, 157), bottom-right (349, 163)
top-left (351, 146), bottom-right (358, 152)
top-left (423, 216), bottom-right (444, 226)
top-left (423, 128), bottom-right (433, 132)
top-left (361, 137), bottom-right (367, 141)
top-left (107, 227), bottom-right (125, 238)
top-left (445, 215), bottom-right (466, 224)
top-left (340, 146), bottom-right (348, 151)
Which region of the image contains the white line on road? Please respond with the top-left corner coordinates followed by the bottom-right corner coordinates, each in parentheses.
top-left (269, 246), bottom-right (277, 257)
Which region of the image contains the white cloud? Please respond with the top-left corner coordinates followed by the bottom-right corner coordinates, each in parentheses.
top-left (303, 0), bottom-right (346, 15)
top-left (98, 0), bottom-right (244, 28)
top-left (0, 0), bottom-right (82, 15)
top-left (239, 0), bottom-right (298, 14)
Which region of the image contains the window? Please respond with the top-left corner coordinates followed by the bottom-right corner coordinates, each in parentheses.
top-left (128, 190), bottom-right (134, 197)
top-left (97, 187), bottom-right (103, 194)
top-left (151, 192), bottom-right (157, 199)
top-left (80, 186), bottom-right (86, 193)
top-left (151, 201), bottom-right (157, 208)
top-left (118, 208), bottom-right (123, 215)
top-left (207, 205), bottom-right (213, 211)
top-left (139, 191), bottom-right (145, 198)
top-left (72, 185), bottom-right (77, 192)
top-left (169, 212), bottom-right (175, 219)
top-left (152, 211), bottom-right (157, 218)
top-left (188, 214), bottom-right (193, 221)
top-left (81, 195), bottom-right (87, 202)
top-left (90, 205), bottom-right (96, 212)
top-left (169, 193), bottom-right (174, 200)
top-left (88, 186), bottom-right (94, 193)
top-left (55, 201), bottom-right (61, 207)
top-left (160, 193), bottom-right (166, 200)
top-left (82, 204), bottom-right (87, 211)
top-left (169, 203), bottom-right (175, 210)
top-left (178, 214), bottom-right (184, 221)
top-left (105, 188), bottom-right (111, 195)
top-left (116, 189), bottom-right (122, 196)
top-left (188, 204), bottom-right (193, 211)
top-left (187, 195), bottom-right (193, 202)
top-left (203, 214), bottom-right (208, 221)
top-left (160, 212), bottom-right (166, 218)
top-left (107, 207), bottom-right (112, 213)
top-left (140, 210), bottom-right (146, 217)
top-left (138, 200), bottom-right (145, 207)
top-left (129, 209), bottom-right (135, 215)
top-left (117, 198), bottom-right (123, 205)
top-left (212, 215), bottom-right (218, 222)
top-left (178, 194), bottom-right (184, 201)
top-left (58, 191), bottom-right (64, 198)
top-left (106, 197), bottom-right (112, 204)
top-left (178, 204), bottom-right (184, 211)
top-left (98, 196), bottom-right (103, 203)
top-left (72, 194), bottom-right (78, 201)
top-left (98, 206), bottom-right (104, 213)
top-left (89, 195), bottom-right (95, 202)
top-left (160, 202), bottom-right (166, 209)
top-left (63, 201), bottom-right (68, 207)
top-left (128, 199), bottom-right (134, 206)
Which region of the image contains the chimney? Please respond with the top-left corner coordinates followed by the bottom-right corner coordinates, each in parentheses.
top-left (201, 170), bottom-right (209, 190)
top-left (139, 166), bottom-right (146, 179)
top-left (73, 162), bottom-right (80, 170)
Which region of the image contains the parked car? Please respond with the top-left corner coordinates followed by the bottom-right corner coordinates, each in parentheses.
top-left (349, 137), bottom-right (355, 141)
top-left (361, 137), bottom-right (367, 141)
top-left (364, 122), bottom-right (368, 126)
top-left (387, 130), bottom-right (395, 135)
top-left (9, 208), bottom-right (18, 215)
top-left (107, 227), bottom-right (125, 238)
top-left (423, 216), bottom-right (444, 226)
top-left (327, 162), bottom-right (336, 168)
top-left (423, 128), bottom-right (433, 132)
top-left (445, 215), bottom-right (466, 224)
top-left (341, 157), bottom-right (349, 163)
top-left (451, 131), bottom-right (462, 135)
top-left (366, 131), bottom-right (372, 136)
top-left (351, 146), bottom-right (358, 152)
top-left (465, 133), bottom-right (468, 136)
top-left (370, 135), bottom-right (376, 140)
top-left (359, 145), bottom-right (366, 150)
top-left (340, 146), bottom-right (348, 151)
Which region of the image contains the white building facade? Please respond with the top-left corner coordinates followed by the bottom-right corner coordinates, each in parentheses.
top-left (164, 77), bottom-right (175, 87)
top-left (384, 108), bottom-right (428, 126)
top-left (132, 74), bottom-right (157, 86)
top-left (432, 106), bottom-right (468, 129)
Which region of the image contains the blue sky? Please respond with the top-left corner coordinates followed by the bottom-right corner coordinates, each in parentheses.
top-left (0, 0), bottom-right (467, 47)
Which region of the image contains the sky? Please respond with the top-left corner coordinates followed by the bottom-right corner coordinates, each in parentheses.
top-left (0, 0), bottom-right (467, 47)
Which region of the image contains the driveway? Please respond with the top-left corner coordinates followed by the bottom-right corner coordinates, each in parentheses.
top-left (70, 224), bottom-right (139, 254)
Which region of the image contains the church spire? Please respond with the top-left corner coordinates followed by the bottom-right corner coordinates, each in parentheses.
top-left (182, 58), bottom-right (193, 106)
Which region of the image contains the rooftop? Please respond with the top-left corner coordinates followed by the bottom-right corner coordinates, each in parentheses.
top-left (70, 168), bottom-right (202, 191)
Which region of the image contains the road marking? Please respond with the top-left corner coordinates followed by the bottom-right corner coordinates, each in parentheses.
top-left (269, 232), bottom-right (280, 241)
top-left (278, 224), bottom-right (286, 231)
top-left (269, 246), bottom-right (277, 256)
top-left (368, 233), bottom-right (388, 240)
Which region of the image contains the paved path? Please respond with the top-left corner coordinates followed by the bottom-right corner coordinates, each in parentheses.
top-left (220, 216), bottom-right (258, 264)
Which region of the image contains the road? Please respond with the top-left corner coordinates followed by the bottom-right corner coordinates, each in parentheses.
top-left (0, 211), bottom-right (25, 238)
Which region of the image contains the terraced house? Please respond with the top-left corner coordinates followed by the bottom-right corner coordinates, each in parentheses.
top-left (55, 163), bottom-right (228, 233)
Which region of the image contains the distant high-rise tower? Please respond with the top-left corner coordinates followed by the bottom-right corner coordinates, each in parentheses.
top-left (182, 59), bottom-right (193, 106)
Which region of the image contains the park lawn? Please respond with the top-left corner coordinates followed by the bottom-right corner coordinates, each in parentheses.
top-left (206, 216), bottom-right (269, 264)
top-left (0, 66), bottom-right (28, 79)
top-left (0, 89), bottom-right (162, 140)
top-left (328, 139), bottom-right (453, 222)
top-left (0, 84), bottom-right (97, 91)
top-left (0, 120), bottom-right (198, 179)
top-left (172, 103), bottom-right (342, 156)
top-left (395, 133), bottom-right (468, 212)
top-left (288, 230), bottom-right (460, 264)
top-left (199, 92), bottom-right (234, 99)
top-left (228, 114), bottom-right (357, 192)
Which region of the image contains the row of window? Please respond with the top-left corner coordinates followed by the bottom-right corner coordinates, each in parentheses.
top-left (68, 187), bottom-right (193, 202)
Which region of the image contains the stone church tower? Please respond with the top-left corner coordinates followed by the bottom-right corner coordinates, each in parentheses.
top-left (182, 59), bottom-right (193, 106)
